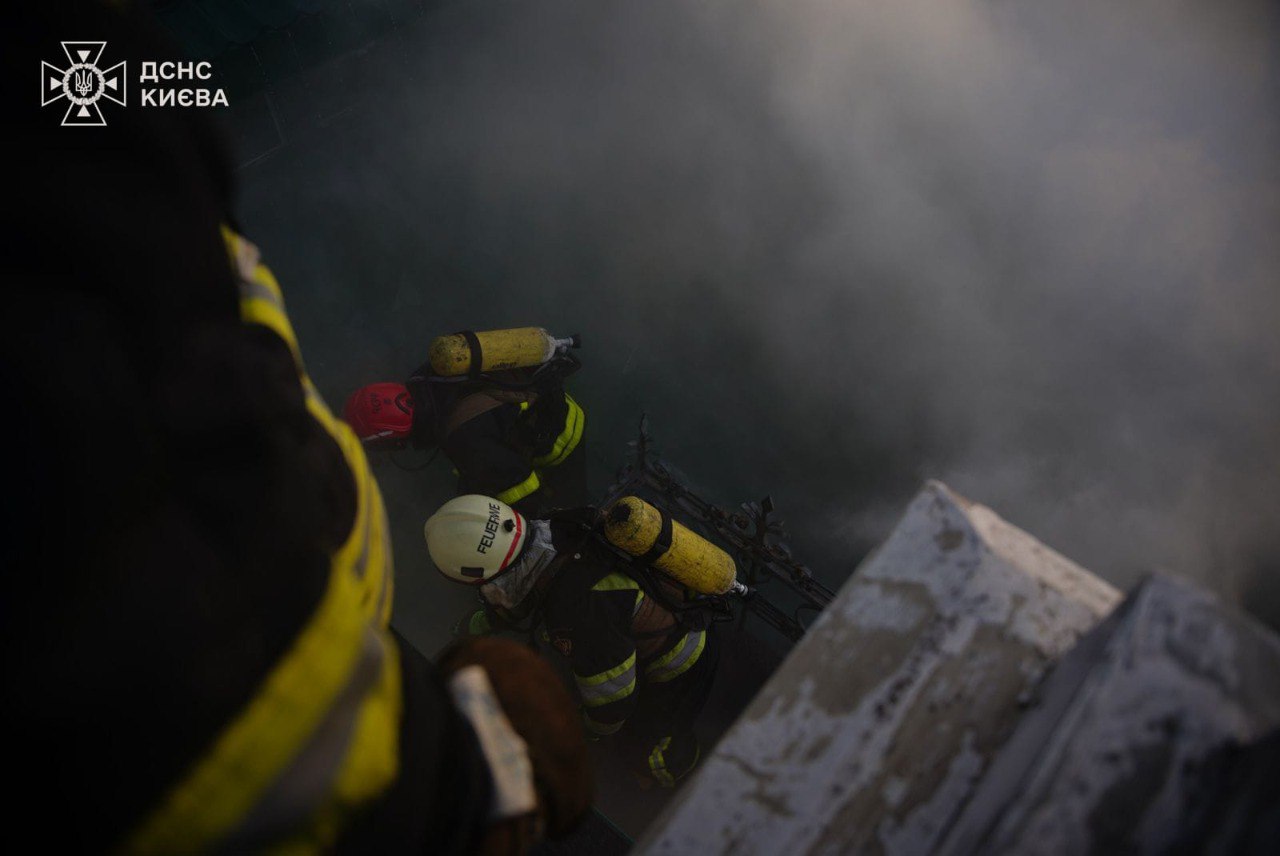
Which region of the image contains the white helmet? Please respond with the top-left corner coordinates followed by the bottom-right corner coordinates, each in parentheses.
top-left (424, 495), bottom-right (528, 585)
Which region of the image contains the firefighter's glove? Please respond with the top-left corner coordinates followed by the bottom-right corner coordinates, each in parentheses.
top-left (440, 637), bottom-right (591, 850)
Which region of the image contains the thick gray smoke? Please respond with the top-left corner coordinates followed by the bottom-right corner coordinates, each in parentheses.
top-left (241, 0), bottom-right (1279, 626)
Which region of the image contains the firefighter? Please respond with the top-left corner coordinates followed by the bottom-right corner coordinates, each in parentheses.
top-left (425, 495), bottom-right (721, 788)
top-left (343, 335), bottom-right (588, 516)
top-left (5, 6), bottom-right (589, 852)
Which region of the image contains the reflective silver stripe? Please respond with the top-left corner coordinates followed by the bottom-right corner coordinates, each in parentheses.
top-left (583, 712), bottom-right (624, 737)
top-left (237, 272), bottom-right (283, 308)
top-left (632, 590), bottom-right (646, 618)
top-left (374, 492), bottom-right (394, 620)
top-left (218, 625), bottom-right (387, 851)
top-left (645, 630), bottom-right (706, 683)
top-left (576, 652), bottom-right (637, 708)
top-left (303, 381), bottom-right (376, 588)
top-left (351, 479), bottom-right (372, 583)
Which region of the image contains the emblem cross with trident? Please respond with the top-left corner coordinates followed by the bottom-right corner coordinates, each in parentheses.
top-left (40, 41), bottom-right (126, 127)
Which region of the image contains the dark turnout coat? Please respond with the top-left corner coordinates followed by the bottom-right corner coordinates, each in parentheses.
top-left (4, 7), bottom-right (491, 852)
top-left (538, 522), bottom-right (719, 785)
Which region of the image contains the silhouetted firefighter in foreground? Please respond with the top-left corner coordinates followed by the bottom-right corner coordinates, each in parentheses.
top-left (5, 6), bottom-right (589, 853)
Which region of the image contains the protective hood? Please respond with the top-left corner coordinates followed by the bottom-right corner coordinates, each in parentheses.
top-left (480, 519), bottom-right (557, 613)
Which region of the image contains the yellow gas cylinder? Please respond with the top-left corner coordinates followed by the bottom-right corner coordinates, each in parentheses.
top-left (429, 327), bottom-right (558, 376)
top-left (603, 496), bottom-right (738, 596)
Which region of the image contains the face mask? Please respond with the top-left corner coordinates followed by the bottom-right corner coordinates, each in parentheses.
top-left (480, 519), bottom-right (557, 616)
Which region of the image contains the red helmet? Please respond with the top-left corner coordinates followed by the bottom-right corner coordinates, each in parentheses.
top-left (343, 383), bottom-right (414, 444)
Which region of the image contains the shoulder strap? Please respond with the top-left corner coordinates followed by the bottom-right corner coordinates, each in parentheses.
top-left (442, 389), bottom-right (543, 440)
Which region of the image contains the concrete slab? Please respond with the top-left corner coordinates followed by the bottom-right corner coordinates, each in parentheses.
top-left (635, 480), bottom-right (1122, 855)
top-left (939, 573), bottom-right (1280, 855)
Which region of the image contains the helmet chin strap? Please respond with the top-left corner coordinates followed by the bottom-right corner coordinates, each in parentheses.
top-left (481, 520), bottom-right (557, 613)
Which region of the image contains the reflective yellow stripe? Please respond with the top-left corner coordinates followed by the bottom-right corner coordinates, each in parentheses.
top-left (575, 651), bottom-right (637, 708)
top-left (591, 572), bottom-right (640, 593)
top-left (121, 232), bottom-right (403, 854)
top-left (123, 460), bottom-right (401, 853)
top-left (495, 469), bottom-right (541, 506)
top-left (647, 736), bottom-right (698, 788)
top-left (582, 711), bottom-right (624, 737)
top-left (241, 293), bottom-right (302, 366)
top-left (590, 572), bottom-right (645, 616)
top-left (645, 630), bottom-right (706, 684)
top-left (531, 394), bottom-right (584, 468)
top-left (647, 737), bottom-right (676, 787)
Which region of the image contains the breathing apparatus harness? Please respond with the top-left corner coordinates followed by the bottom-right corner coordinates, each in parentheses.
top-left (463, 503), bottom-right (722, 645)
top-left (556, 507), bottom-right (735, 638)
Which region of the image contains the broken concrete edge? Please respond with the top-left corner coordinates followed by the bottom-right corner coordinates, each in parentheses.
top-left (846, 480), bottom-right (1121, 657)
top-left (634, 480), bottom-right (1125, 854)
top-left (939, 573), bottom-right (1280, 854)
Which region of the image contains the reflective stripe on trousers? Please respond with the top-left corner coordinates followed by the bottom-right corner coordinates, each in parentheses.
top-left (575, 651), bottom-right (637, 708)
top-left (582, 710), bottom-right (625, 738)
top-left (644, 629), bottom-right (706, 684)
top-left (647, 735), bottom-right (701, 788)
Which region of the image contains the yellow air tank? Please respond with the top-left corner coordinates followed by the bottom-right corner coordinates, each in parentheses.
top-left (429, 327), bottom-right (559, 376)
top-left (603, 496), bottom-right (738, 596)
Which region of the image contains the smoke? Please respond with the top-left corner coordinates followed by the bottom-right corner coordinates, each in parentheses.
top-left (239, 0), bottom-right (1279, 620)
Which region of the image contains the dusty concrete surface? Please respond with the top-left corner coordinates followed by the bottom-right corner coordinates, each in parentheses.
top-left (939, 574), bottom-right (1280, 855)
top-left (635, 481), bottom-right (1121, 855)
